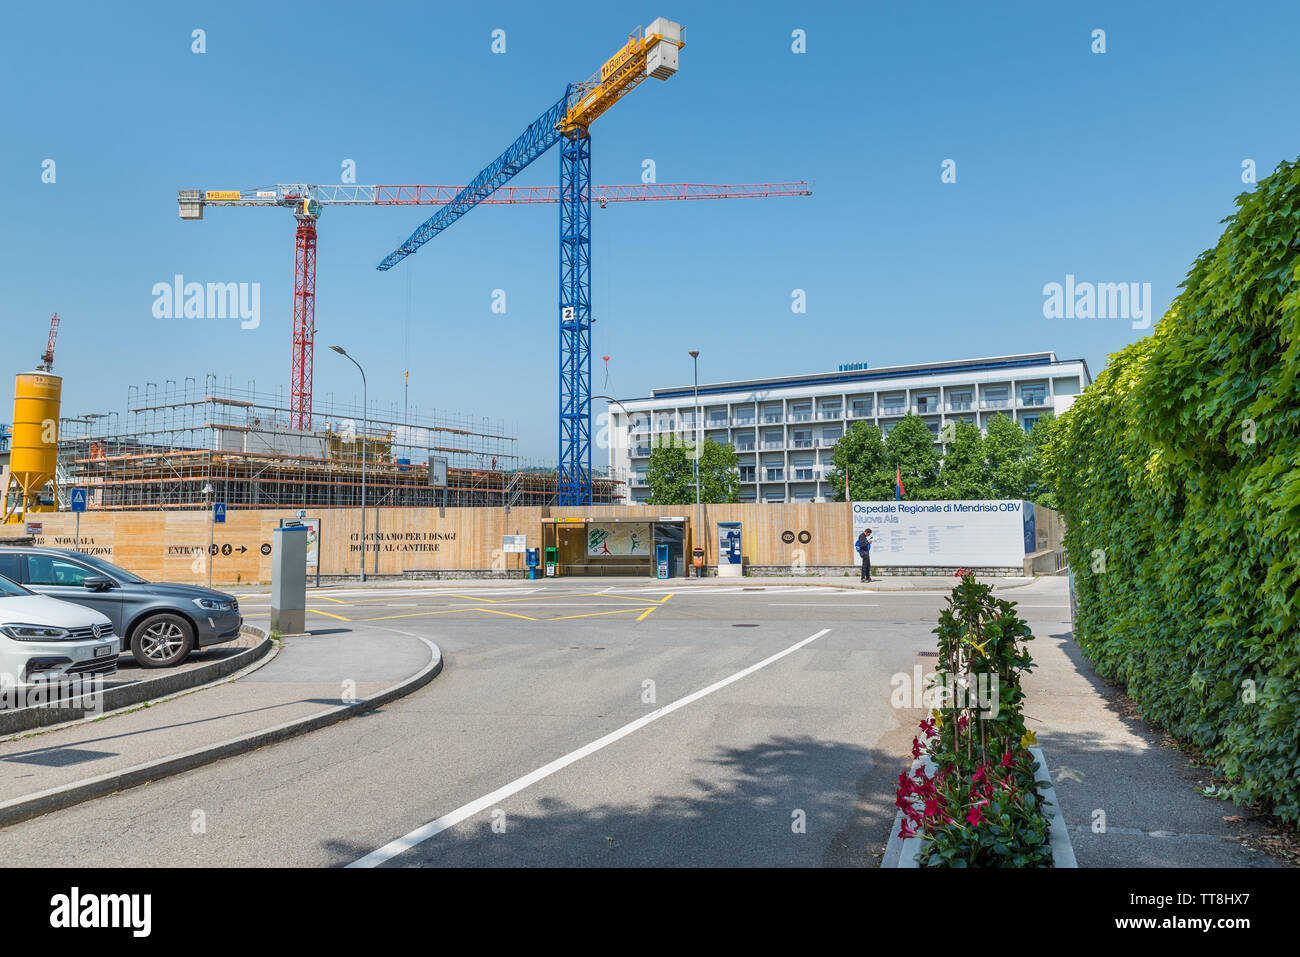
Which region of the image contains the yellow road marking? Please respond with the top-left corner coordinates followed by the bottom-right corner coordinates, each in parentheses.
top-left (443, 592), bottom-right (605, 605)
top-left (308, 609), bottom-right (352, 621)
top-left (602, 591), bottom-right (675, 604)
top-left (361, 608), bottom-right (469, 622)
top-left (472, 608), bottom-right (539, 621)
top-left (636, 606), bottom-right (658, 621)
top-left (547, 607), bottom-right (654, 621)
top-left (315, 596), bottom-right (351, 605)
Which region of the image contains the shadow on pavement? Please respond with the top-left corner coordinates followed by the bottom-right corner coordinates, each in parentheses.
top-left (322, 735), bottom-right (901, 868)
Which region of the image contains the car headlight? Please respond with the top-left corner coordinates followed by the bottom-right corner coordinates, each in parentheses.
top-left (0, 623), bottom-right (72, 641)
top-left (193, 597), bottom-right (235, 612)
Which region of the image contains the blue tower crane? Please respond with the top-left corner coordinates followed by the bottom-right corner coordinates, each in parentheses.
top-left (377, 19), bottom-right (685, 505)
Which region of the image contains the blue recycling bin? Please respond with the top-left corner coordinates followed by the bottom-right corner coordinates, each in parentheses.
top-left (655, 544), bottom-right (670, 579)
top-left (526, 547), bottom-right (540, 580)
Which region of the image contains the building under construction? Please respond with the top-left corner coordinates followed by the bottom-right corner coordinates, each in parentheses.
top-left (48, 377), bottom-right (621, 510)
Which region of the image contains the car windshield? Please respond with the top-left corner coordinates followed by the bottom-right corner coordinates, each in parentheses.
top-left (0, 574), bottom-right (31, 597)
top-left (76, 554), bottom-right (149, 584)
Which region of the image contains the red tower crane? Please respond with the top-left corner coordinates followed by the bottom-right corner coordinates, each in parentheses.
top-left (38, 312), bottom-right (60, 372)
top-left (179, 182), bottom-right (811, 429)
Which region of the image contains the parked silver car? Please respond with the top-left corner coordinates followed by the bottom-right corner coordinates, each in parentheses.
top-left (0, 573), bottom-right (119, 686)
top-left (0, 548), bottom-right (241, 668)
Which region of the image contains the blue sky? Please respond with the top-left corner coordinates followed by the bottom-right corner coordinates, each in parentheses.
top-left (2, 0), bottom-right (1298, 462)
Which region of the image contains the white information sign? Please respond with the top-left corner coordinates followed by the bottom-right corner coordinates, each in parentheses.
top-left (851, 500), bottom-right (1031, 567)
top-left (502, 535), bottom-right (527, 553)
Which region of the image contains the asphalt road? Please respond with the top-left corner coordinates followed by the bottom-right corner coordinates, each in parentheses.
top-left (0, 580), bottom-right (1060, 867)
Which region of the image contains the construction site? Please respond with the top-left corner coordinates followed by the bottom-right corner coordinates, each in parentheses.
top-left (0, 17), bottom-right (802, 541)
top-left (1, 357), bottom-right (623, 522)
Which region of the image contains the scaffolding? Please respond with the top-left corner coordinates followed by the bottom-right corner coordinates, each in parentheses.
top-left (56, 376), bottom-right (622, 509)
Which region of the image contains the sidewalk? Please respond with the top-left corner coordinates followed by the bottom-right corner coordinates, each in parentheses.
top-left (233, 574), bottom-right (1041, 594)
top-left (1023, 578), bottom-right (1284, 867)
top-left (0, 619), bottom-right (440, 826)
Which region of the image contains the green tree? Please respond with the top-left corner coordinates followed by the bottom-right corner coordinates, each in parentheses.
top-left (1024, 412), bottom-right (1059, 508)
top-left (938, 420), bottom-right (992, 498)
top-left (984, 413), bottom-right (1028, 498)
top-left (826, 422), bottom-right (892, 500)
top-left (646, 437), bottom-right (739, 505)
top-left (886, 413), bottom-right (941, 499)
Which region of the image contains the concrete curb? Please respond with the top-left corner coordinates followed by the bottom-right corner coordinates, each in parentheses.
top-left (0, 638), bottom-right (443, 829)
top-left (0, 625), bottom-right (274, 736)
top-left (881, 747), bottom-right (1076, 868)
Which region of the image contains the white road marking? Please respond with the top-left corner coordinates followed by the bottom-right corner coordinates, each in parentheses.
top-left (768, 603), bottom-right (880, 606)
top-left (346, 626), bottom-right (833, 868)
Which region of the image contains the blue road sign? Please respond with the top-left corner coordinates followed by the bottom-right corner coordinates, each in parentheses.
top-left (214, 502), bottom-right (227, 524)
top-left (70, 488), bottom-right (87, 513)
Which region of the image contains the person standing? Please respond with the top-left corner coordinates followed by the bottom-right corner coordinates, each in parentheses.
top-left (857, 527), bottom-right (873, 582)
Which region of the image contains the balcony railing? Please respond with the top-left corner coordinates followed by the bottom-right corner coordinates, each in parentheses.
top-left (847, 408), bottom-right (873, 419)
top-left (762, 414), bottom-right (784, 423)
top-left (632, 446), bottom-right (651, 457)
top-left (790, 438), bottom-right (813, 448)
top-left (762, 440), bottom-right (784, 449)
top-left (1019, 395), bottom-right (1050, 408)
top-left (789, 411), bottom-right (813, 422)
top-left (879, 405), bottom-right (906, 417)
top-left (818, 409), bottom-right (843, 420)
top-left (765, 471), bottom-right (785, 482)
top-left (946, 401), bottom-right (973, 412)
top-left (980, 398), bottom-right (1010, 409)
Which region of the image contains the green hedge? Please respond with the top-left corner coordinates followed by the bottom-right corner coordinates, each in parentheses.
top-left (1048, 159), bottom-right (1300, 824)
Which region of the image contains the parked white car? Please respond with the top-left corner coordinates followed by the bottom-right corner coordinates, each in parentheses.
top-left (0, 573), bottom-right (119, 688)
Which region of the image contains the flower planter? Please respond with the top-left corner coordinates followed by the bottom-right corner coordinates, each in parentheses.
top-left (883, 747), bottom-right (1076, 868)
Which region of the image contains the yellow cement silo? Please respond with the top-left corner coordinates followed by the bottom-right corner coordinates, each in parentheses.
top-left (3, 372), bottom-right (61, 524)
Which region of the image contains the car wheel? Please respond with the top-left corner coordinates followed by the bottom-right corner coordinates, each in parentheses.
top-left (130, 613), bottom-right (195, 668)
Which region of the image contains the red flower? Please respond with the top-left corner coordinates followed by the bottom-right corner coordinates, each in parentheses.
top-left (955, 568), bottom-right (970, 578)
top-left (918, 718), bottom-right (937, 737)
top-left (911, 737), bottom-right (924, 759)
top-left (957, 714), bottom-right (970, 732)
top-left (898, 818), bottom-right (918, 839)
top-left (965, 803), bottom-right (986, 826)
top-left (972, 764), bottom-right (988, 784)
top-left (1000, 749), bottom-right (1014, 769)
top-left (924, 798), bottom-right (941, 818)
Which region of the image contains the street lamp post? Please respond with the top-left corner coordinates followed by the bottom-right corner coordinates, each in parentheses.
top-left (330, 346), bottom-right (368, 583)
top-left (689, 350), bottom-right (701, 577)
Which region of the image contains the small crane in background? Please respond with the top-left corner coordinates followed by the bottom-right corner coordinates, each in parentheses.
top-left (38, 312), bottom-right (60, 372)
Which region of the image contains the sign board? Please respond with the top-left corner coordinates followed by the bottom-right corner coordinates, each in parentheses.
top-left (851, 500), bottom-right (1030, 567)
top-left (428, 456), bottom-right (448, 488)
top-left (502, 535), bottom-right (527, 553)
top-left (25, 522), bottom-right (42, 536)
top-left (303, 518), bottom-right (320, 567)
top-left (213, 502), bottom-right (226, 524)
top-left (70, 488), bottom-right (87, 513)
top-left (205, 190), bottom-right (241, 201)
top-left (588, 523), bottom-right (649, 556)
